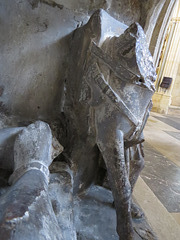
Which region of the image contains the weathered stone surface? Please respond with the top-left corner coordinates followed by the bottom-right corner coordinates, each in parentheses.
top-left (0, 0), bottom-right (165, 121)
top-left (52, 136), bottom-right (64, 160)
top-left (0, 121), bottom-right (63, 184)
top-left (63, 8), bottom-right (156, 193)
top-left (0, 0), bottom-right (88, 121)
top-left (49, 162), bottom-right (76, 240)
top-left (8, 121), bottom-right (63, 185)
top-left (0, 170), bottom-right (62, 240)
top-left (63, 9), bottom-right (128, 194)
top-left (0, 127), bottom-right (24, 170)
top-left (0, 1), bottom-right (170, 239)
top-left (62, 9), bottom-right (156, 239)
top-left (74, 185), bottom-right (157, 240)
top-left (0, 120), bottom-right (63, 239)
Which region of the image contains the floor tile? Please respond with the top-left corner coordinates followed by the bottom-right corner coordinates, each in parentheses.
top-left (165, 131), bottom-right (180, 141)
top-left (142, 142), bottom-right (180, 213)
top-left (134, 177), bottom-right (180, 240)
top-left (171, 213), bottom-right (180, 226)
top-left (154, 116), bottom-right (180, 131)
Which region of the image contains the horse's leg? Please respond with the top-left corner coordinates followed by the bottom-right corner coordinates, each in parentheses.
top-left (0, 121), bottom-right (62, 240)
top-left (128, 143), bottom-right (144, 218)
top-left (97, 128), bottom-right (134, 240)
top-left (129, 143), bottom-right (144, 190)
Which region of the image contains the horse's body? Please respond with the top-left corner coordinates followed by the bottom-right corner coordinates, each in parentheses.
top-left (63, 9), bottom-right (156, 240)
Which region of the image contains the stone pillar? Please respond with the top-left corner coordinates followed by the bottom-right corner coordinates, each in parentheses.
top-left (152, 0), bottom-right (180, 114)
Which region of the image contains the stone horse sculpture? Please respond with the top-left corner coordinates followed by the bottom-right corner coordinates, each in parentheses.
top-left (63, 10), bottom-right (156, 240)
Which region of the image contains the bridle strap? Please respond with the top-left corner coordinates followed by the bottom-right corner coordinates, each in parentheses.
top-left (88, 61), bottom-right (152, 140)
top-left (90, 63), bottom-right (140, 128)
top-left (85, 43), bottom-right (152, 139)
top-left (91, 42), bottom-right (140, 83)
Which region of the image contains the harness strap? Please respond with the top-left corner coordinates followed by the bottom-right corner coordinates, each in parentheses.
top-left (91, 63), bottom-right (140, 127)
top-left (91, 42), bottom-right (140, 83)
top-left (86, 43), bottom-right (152, 140)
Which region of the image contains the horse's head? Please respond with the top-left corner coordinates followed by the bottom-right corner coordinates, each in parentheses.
top-left (89, 22), bottom-right (156, 122)
top-left (100, 22), bottom-right (156, 92)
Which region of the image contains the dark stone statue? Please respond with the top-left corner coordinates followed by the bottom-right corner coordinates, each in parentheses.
top-left (0, 9), bottom-right (156, 240)
top-left (63, 9), bottom-right (156, 240)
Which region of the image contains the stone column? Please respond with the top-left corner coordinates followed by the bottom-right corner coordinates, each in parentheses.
top-left (152, 0), bottom-right (180, 113)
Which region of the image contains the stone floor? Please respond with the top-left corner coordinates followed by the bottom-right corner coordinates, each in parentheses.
top-left (133, 111), bottom-right (180, 240)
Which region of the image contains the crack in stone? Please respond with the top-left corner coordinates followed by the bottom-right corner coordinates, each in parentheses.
top-left (28, 0), bottom-right (64, 10)
top-left (42, 0), bottom-right (64, 9)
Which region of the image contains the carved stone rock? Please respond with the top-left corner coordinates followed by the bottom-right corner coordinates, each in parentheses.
top-left (0, 9), bottom-right (157, 240)
top-left (63, 9), bottom-right (156, 239)
top-left (0, 121), bottom-right (64, 239)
